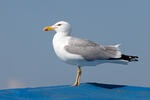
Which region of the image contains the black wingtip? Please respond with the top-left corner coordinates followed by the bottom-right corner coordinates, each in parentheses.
top-left (122, 55), bottom-right (139, 62)
top-left (108, 54), bottom-right (139, 62)
top-left (129, 56), bottom-right (139, 62)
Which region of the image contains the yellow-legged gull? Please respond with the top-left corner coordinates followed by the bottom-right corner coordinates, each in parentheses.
top-left (43, 21), bottom-right (138, 86)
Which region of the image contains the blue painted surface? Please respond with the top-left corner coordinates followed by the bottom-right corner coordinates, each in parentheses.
top-left (0, 83), bottom-right (150, 100)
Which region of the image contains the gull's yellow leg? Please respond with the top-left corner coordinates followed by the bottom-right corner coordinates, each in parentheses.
top-left (74, 66), bottom-right (82, 86)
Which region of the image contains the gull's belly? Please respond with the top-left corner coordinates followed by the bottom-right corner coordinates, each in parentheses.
top-left (53, 35), bottom-right (83, 65)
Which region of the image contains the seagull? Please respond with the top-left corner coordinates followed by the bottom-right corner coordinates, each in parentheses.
top-left (43, 21), bottom-right (138, 86)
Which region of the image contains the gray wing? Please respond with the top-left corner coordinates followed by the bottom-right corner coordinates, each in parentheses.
top-left (65, 37), bottom-right (121, 61)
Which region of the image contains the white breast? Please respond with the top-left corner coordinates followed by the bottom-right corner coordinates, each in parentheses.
top-left (52, 33), bottom-right (83, 65)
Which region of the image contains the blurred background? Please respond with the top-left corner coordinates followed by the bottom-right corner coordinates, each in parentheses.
top-left (0, 0), bottom-right (149, 89)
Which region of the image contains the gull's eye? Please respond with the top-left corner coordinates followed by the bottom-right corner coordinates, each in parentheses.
top-left (57, 24), bottom-right (62, 26)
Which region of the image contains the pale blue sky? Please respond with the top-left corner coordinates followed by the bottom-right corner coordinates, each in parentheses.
top-left (0, 0), bottom-right (150, 89)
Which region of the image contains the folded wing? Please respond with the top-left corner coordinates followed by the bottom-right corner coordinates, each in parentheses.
top-left (65, 37), bottom-right (121, 61)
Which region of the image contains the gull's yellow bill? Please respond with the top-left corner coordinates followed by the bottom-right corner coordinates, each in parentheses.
top-left (43, 26), bottom-right (55, 31)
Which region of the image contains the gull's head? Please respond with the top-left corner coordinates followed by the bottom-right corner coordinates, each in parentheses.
top-left (43, 21), bottom-right (72, 34)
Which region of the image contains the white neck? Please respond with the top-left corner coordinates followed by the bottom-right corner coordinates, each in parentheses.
top-left (56, 32), bottom-right (71, 37)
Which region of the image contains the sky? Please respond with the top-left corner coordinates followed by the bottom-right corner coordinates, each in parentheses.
top-left (0, 0), bottom-right (150, 89)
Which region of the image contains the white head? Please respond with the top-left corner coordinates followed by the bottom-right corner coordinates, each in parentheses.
top-left (43, 21), bottom-right (72, 35)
